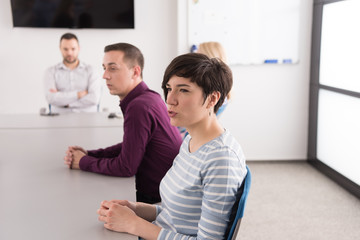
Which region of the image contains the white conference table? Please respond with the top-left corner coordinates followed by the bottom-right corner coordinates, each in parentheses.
top-left (0, 113), bottom-right (137, 240)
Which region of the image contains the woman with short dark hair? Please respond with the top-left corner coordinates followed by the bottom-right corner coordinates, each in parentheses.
top-left (97, 53), bottom-right (247, 240)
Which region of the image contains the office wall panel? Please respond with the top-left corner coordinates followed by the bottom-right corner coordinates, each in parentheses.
top-left (317, 90), bottom-right (360, 185)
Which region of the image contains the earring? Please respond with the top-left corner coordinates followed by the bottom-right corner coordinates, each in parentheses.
top-left (209, 109), bottom-right (211, 116)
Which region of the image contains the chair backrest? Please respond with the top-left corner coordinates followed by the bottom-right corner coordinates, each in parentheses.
top-left (227, 165), bottom-right (252, 240)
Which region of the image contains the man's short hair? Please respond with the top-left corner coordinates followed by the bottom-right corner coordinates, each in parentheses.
top-left (60, 33), bottom-right (78, 43)
top-left (162, 53), bottom-right (233, 113)
top-left (104, 43), bottom-right (144, 78)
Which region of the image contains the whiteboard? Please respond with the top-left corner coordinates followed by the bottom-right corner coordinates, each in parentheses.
top-left (188, 0), bottom-right (300, 65)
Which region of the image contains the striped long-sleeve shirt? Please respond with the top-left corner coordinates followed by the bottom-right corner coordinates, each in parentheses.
top-left (154, 129), bottom-right (247, 239)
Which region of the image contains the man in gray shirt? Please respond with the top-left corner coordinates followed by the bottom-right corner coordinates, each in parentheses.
top-left (44, 33), bottom-right (101, 113)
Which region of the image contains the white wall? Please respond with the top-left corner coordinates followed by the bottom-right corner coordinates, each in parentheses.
top-left (178, 0), bottom-right (313, 160)
top-left (0, 0), bottom-right (313, 161)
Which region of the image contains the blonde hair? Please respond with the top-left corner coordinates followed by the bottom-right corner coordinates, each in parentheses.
top-left (197, 42), bottom-right (231, 99)
top-left (198, 42), bottom-right (227, 64)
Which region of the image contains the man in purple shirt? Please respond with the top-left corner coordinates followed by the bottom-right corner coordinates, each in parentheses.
top-left (64, 43), bottom-right (182, 204)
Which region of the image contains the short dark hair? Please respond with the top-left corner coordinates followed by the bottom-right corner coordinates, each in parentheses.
top-left (60, 33), bottom-right (78, 43)
top-left (162, 53), bottom-right (232, 113)
top-left (104, 43), bottom-right (144, 78)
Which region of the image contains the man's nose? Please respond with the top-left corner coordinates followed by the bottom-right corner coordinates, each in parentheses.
top-left (103, 71), bottom-right (109, 79)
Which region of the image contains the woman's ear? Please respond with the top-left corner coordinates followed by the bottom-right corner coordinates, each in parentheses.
top-left (207, 91), bottom-right (221, 109)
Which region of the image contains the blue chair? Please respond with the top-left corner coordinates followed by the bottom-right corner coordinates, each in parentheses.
top-left (227, 165), bottom-right (252, 240)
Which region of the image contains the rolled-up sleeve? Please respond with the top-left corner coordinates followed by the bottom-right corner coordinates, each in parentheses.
top-left (79, 102), bottom-right (152, 177)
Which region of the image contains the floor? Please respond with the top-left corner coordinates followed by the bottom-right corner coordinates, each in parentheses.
top-left (238, 161), bottom-right (360, 240)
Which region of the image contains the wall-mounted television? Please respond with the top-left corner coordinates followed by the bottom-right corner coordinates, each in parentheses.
top-left (10, 0), bottom-right (134, 29)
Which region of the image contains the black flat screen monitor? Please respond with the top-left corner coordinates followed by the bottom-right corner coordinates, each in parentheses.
top-left (10, 0), bottom-right (134, 29)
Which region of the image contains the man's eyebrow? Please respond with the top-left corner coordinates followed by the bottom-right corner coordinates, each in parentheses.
top-left (103, 62), bottom-right (118, 67)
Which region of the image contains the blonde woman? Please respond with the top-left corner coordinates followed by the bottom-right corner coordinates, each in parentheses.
top-left (198, 41), bottom-right (227, 64)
